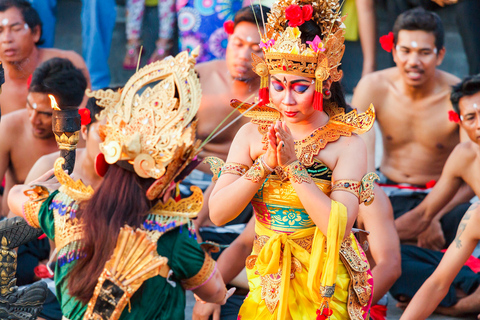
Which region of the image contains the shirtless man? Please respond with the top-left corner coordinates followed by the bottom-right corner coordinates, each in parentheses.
top-left (400, 75), bottom-right (480, 318)
top-left (182, 5), bottom-right (269, 227)
top-left (0, 57), bottom-right (87, 218)
top-left (353, 7), bottom-right (473, 310)
top-left (0, 0), bottom-right (90, 116)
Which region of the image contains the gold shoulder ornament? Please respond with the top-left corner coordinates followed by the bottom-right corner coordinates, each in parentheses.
top-left (54, 157), bottom-right (94, 202)
top-left (142, 186), bottom-right (203, 242)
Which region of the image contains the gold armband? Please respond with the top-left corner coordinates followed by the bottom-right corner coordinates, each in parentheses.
top-left (221, 162), bottom-right (250, 177)
top-left (332, 172), bottom-right (379, 205)
top-left (244, 156), bottom-right (273, 183)
top-left (22, 185), bottom-right (50, 228)
top-left (283, 160), bottom-right (312, 184)
top-left (181, 252), bottom-right (216, 290)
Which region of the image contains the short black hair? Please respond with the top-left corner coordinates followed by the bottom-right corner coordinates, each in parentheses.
top-left (451, 74), bottom-right (480, 114)
top-left (0, 0), bottom-right (43, 45)
top-left (29, 57), bottom-right (87, 108)
top-left (234, 5), bottom-right (270, 30)
top-left (393, 7), bottom-right (444, 52)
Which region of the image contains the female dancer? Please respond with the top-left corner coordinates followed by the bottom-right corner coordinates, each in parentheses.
top-left (207, 0), bottom-right (377, 318)
top-left (8, 50), bottom-right (233, 319)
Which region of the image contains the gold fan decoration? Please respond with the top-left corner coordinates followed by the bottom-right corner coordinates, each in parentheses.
top-left (84, 226), bottom-right (169, 320)
top-left (86, 49), bottom-right (202, 199)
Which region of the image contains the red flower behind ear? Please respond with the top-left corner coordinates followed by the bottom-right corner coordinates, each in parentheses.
top-left (448, 110), bottom-right (460, 123)
top-left (223, 20), bottom-right (234, 35)
top-left (379, 32), bottom-right (394, 52)
top-left (79, 108), bottom-right (91, 126)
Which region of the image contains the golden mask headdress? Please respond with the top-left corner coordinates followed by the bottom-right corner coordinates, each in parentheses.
top-left (86, 49), bottom-right (202, 200)
top-left (253, 0), bottom-right (345, 111)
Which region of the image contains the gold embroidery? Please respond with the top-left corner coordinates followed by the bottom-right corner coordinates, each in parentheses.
top-left (282, 160), bottom-right (313, 184)
top-left (340, 237), bottom-right (372, 320)
top-left (291, 235), bottom-right (314, 253)
top-left (244, 157), bottom-right (273, 183)
top-left (260, 270), bottom-right (282, 314)
top-left (181, 253), bottom-right (216, 290)
top-left (246, 255), bottom-right (257, 269)
top-left (53, 206), bottom-right (84, 252)
top-left (253, 235), bottom-right (270, 254)
top-left (222, 162), bottom-right (250, 177)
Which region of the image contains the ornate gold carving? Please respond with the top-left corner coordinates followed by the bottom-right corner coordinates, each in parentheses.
top-left (84, 226), bottom-right (168, 320)
top-left (54, 158), bottom-right (94, 202)
top-left (88, 50), bottom-right (202, 191)
top-left (203, 157), bottom-right (225, 182)
top-left (150, 186), bottom-right (203, 219)
top-left (181, 253), bottom-right (216, 290)
top-left (0, 237), bottom-right (17, 296)
top-left (53, 131), bottom-right (80, 151)
top-left (328, 103), bottom-right (376, 135)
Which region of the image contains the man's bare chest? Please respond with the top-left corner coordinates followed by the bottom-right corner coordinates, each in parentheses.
top-left (10, 138), bottom-right (58, 183)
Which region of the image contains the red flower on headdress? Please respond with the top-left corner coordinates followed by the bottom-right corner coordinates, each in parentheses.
top-left (448, 110), bottom-right (460, 123)
top-left (223, 20), bottom-right (234, 35)
top-left (79, 108), bottom-right (91, 126)
top-left (285, 4), bottom-right (312, 27)
top-left (379, 32), bottom-right (394, 52)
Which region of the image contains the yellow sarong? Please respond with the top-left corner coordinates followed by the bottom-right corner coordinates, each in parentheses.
top-left (239, 201), bottom-right (353, 319)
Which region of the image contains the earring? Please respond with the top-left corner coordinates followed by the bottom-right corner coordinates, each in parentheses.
top-left (323, 88), bottom-right (332, 99)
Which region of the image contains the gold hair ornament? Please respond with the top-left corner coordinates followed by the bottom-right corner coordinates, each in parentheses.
top-left (252, 0), bottom-right (345, 111)
top-left (87, 49), bottom-right (202, 200)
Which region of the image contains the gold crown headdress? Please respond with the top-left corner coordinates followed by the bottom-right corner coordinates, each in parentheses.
top-left (86, 49), bottom-right (202, 200)
top-left (253, 0), bottom-right (346, 112)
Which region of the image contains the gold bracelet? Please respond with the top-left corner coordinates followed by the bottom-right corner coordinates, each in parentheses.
top-left (221, 162), bottom-right (250, 177)
top-left (244, 156), bottom-right (273, 183)
top-left (283, 160), bottom-right (312, 184)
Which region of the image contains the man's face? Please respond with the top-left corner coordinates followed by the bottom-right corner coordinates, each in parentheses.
top-left (26, 92), bottom-right (53, 139)
top-left (392, 30), bottom-right (445, 88)
top-left (459, 91), bottom-right (480, 144)
top-left (0, 7), bottom-right (40, 63)
top-left (225, 21), bottom-right (262, 80)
